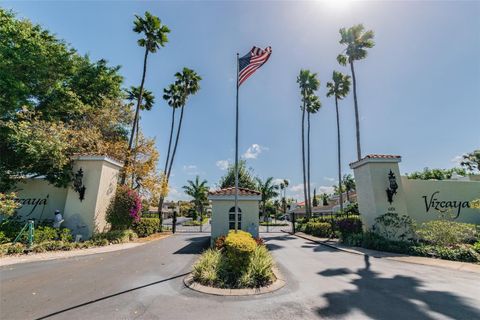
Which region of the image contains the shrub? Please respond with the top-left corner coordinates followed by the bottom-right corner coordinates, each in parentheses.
top-left (58, 228), bottom-right (73, 242)
top-left (342, 232), bottom-right (364, 247)
top-left (92, 229), bottom-right (137, 244)
top-left (410, 244), bottom-right (479, 263)
top-left (7, 243), bottom-right (25, 254)
top-left (132, 218), bottom-right (160, 237)
top-left (224, 231), bottom-right (256, 273)
top-left (239, 245), bottom-right (274, 288)
top-left (304, 221), bottom-right (332, 238)
top-left (0, 231), bottom-right (10, 244)
top-left (335, 216), bottom-right (362, 237)
top-left (34, 226), bottom-right (58, 243)
top-left (361, 231), bottom-right (412, 254)
top-left (416, 220), bottom-right (478, 246)
top-left (214, 235), bottom-right (226, 250)
top-left (254, 237), bottom-right (265, 246)
top-left (0, 218), bottom-right (23, 240)
top-left (374, 212), bottom-right (416, 241)
top-left (474, 241), bottom-right (480, 253)
top-left (0, 192), bottom-right (21, 216)
top-left (106, 185), bottom-right (142, 230)
top-left (192, 248), bottom-right (222, 286)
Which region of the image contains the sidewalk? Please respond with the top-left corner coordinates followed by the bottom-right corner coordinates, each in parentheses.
top-left (0, 233), bottom-right (171, 267)
top-left (291, 232), bottom-right (480, 274)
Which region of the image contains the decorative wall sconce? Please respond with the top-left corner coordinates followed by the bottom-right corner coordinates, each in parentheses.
top-left (386, 170), bottom-right (398, 204)
top-left (73, 168), bottom-right (86, 201)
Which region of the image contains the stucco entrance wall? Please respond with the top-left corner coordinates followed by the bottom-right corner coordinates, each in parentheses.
top-left (351, 155), bottom-right (480, 229)
top-left (14, 179), bottom-right (68, 222)
top-left (11, 155), bottom-right (122, 239)
top-left (402, 178), bottom-right (480, 224)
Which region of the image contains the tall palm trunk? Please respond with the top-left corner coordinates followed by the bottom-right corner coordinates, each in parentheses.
top-left (307, 110), bottom-right (312, 216)
top-left (157, 105), bottom-right (185, 228)
top-left (350, 61), bottom-right (361, 161)
top-left (157, 107), bottom-right (176, 224)
top-left (121, 48), bottom-right (149, 185)
top-left (301, 99), bottom-right (309, 219)
top-left (335, 96), bottom-right (344, 213)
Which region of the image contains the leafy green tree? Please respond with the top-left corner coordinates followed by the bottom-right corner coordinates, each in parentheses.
top-left (218, 160), bottom-right (258, 190)
top-left (407, 167), bottom-right (466, 180)
top-left (460, 150), bottom-right (480, 173)
top-left (337, 24), bottom-right (375, 161)
top-left (256, 177), bottom-right (279, 219)
top-left (182, 176), bottom-right (209, 219)
top-left (321, 193), bottom-right (329, 206)
top-left (327, 70), bottom-right (351, 212)
top-left (123, 11), bottom-right (170, 184)
top-left (0, 9), bottom-right (124, 121)
top-left (342, 174), bottom-right (356, 202)
top-left (157, 68), bottom-right (201, 224)
top-left (297, 69), bottom-right (320, 218)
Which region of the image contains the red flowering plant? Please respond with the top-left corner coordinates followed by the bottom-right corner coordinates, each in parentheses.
top-left (106, 185), bottom-right (143, 230)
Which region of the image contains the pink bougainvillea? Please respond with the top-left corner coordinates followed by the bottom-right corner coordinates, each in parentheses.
top-left (106, 185), bottom-right (143, 229)
top-left (128, 189), bottom-right (142, 222)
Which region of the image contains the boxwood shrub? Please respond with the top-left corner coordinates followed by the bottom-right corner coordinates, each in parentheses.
top-left (132, 218), bottom-right (160, 237)
top-left (303, 221), bottom-right (332, 238)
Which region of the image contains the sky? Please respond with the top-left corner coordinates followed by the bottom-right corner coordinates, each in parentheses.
top-left (3, 0), bottom-right (479, 201)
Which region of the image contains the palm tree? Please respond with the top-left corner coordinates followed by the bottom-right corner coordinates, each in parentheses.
top-left (306, 94), bottom-right (321, 214)
top-left (337, 24), bottom-right (375, 161)
top-left (182, 176), bottom-right (209, 221)
top-left (126, 86), bottom-right (155, 187)
top-left (161, 83), bottom-right (183, 189)
top-left (280, 179), bottom-right (289, 214)
top-left (256, 177), bottom-right (279, 221)
top-left (297, 70), bottom-right (320, 218)
top-left (157, 68), bottom-right (201, 225)
top-left (327, 70), bottom-right (351, 213)
top-left (342, 174), bottom-right (356, 202)
top-left (122, 11), bottom-right (170, 184)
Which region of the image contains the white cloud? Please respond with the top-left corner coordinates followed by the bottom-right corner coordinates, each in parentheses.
top-left (216, 159), bottom-right (230, 171)
top-left (166, 187), bottom-right (185, 201)
top-left (242, 144), bottom-right (268, 159)
top-left (451, 154), bottom-right (464, 166)
top-left (324, 177), bottom-right (335, 182)
top-left (290, 184), bottom-right (304, 192)
top-left (317, 186), bottom-right (335, 194)
top-left (183, 164), bottom-right (199, 175)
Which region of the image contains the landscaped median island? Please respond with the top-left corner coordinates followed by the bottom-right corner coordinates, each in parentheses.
top-left (296, 213), bottom-right (480, 263)
top-left (185, 230), bottom-right (285, 295)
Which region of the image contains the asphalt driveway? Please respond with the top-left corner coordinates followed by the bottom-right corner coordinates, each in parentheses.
top-left (1, 233), bottom-right (479, 320)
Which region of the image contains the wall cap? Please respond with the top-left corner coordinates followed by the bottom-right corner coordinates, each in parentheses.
top-left (350, 154), bottom-right (401, 169)
top-left (73, 155), bottom-right (124, 168)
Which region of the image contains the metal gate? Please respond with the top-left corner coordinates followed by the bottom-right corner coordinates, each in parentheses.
top-left (259, 218), bottom-right (293, 233)
top-left (162, 216), bottom-right (211, 233)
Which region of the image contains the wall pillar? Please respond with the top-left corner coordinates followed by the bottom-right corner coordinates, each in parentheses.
top-left (350, 155), bottom-right (408, 229)
top-left (63, 155), bottom-right (122, 239)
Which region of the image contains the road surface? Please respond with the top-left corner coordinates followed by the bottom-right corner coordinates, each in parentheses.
top-left (1, 234), bottom-right (479, 319)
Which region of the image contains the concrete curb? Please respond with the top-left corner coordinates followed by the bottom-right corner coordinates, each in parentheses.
top-left (288, 231), bottom-right (480, 274)
top-left (0, 234), bottom-right (172, 267)
top-left (184, 266), bottom-right (286, 296)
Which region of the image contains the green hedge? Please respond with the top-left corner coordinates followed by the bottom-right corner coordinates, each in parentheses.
top-left (132, 218), bottom-right (160, 237)
top-left (303, 221), bottom-right (332, 238)
top-left (91, 229), bottom-right (137, 244)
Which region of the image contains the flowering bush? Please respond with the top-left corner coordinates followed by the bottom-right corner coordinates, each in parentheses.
top-left (106, 186), bottom-right (142, 229)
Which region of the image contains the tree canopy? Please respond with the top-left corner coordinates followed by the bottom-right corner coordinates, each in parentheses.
top-left (0, 10), bottom-right (139, 192)
top-left (218, 160), bottom-right (258, 190)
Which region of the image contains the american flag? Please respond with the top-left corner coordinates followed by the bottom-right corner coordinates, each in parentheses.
top-left (238, 46), bottom-right (272, 87)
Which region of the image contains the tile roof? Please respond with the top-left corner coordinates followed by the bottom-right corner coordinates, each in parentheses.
top-left (209, 187), bottom-right (261, 196)
top-left (363, 154), bottom-right (401, 159)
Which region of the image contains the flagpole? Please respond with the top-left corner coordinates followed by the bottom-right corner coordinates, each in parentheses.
top-left (234, 53), bottom-right (239, 233)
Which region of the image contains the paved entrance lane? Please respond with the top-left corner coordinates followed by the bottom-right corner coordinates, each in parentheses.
top-left (1, 233), bottom-right (479, 320)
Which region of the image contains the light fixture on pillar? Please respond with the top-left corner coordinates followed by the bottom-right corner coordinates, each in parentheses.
top-left (386, 170), bottom-right (398, 204)
top-left (73, 168), bottom-right (86, 201)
